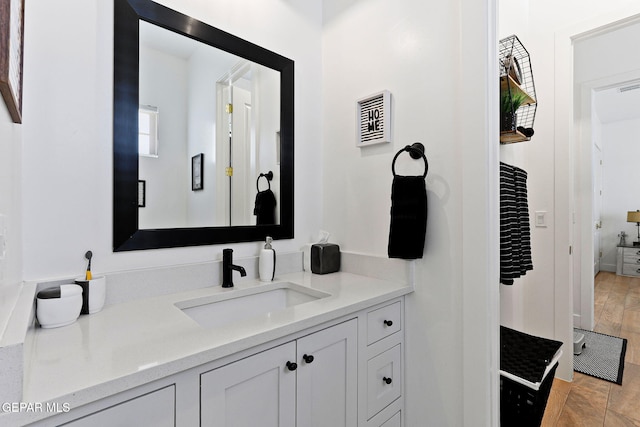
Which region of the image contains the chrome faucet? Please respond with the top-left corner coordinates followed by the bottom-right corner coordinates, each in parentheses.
top-left (222, 248), bottom-right (246, 288)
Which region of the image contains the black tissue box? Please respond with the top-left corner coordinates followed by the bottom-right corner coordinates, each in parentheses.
top-left (311, 243), bottom-right (340, 274)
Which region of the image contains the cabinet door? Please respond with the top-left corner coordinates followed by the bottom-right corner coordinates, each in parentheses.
top-left (296, 319), bottom-right (358, 427)
top-left (201, 342), bottom-right (296, 427)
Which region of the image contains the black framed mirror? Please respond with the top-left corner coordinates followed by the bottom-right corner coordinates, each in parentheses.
top-left (114, 0), bottom-right (294, 251)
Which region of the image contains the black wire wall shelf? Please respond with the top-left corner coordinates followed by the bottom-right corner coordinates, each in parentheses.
top-left (499, 35), bottom-right (537, 144)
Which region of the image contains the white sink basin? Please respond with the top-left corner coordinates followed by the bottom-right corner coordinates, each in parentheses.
top-left (176, 282), bottom-right (331, 329)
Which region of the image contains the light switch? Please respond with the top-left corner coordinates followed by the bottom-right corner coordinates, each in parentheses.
top-left (535, 211), bottom-right (547, 228)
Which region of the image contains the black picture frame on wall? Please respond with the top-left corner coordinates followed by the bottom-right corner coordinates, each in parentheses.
top-left (192, 153), bottom-right (203, 191)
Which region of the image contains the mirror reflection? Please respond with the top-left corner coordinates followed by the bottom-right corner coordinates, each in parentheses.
top-left (138, 21), bottom-right (280, 229)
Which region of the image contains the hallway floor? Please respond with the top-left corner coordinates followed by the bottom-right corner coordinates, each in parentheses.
top-left (541, 272), bottom-right (640, 426)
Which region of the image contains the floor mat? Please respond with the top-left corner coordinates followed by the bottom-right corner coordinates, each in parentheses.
top-left (573, 328), bottom-right (627, 385)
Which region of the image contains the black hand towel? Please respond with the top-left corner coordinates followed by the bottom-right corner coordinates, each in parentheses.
top-left (253, 189), bottom-right (277, 225)
top-left (388, 175), bottom-right (428, 259)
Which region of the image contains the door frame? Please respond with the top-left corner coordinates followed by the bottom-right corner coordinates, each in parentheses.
top-left (555, 12), bottom-right (640, 340)
top-left (575, 71), bottom-right (640, 330)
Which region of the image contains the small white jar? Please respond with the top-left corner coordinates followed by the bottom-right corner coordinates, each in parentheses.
top-left (36, 284), bottom-right (83, 328)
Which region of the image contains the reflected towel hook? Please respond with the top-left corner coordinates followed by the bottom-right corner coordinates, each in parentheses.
top-left (256, 171), bottom-right (273, 191)
top-left (392, 143), bottom-right (428, 178)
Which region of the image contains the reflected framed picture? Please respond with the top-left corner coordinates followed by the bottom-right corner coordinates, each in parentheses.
top-left (138, 180), bottom-right (146, 207)
top-left (0, 0), bottom-right (25, 123)
top-left (192, 153), bottom-right (203, 191)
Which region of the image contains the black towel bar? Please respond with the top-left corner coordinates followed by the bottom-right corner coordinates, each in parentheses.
top-left (391, 143), bottom-right (428, 177)
top-left (256, 171), bottom-right (273, 191)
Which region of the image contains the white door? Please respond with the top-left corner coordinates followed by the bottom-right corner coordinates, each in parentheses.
top-left (230, 86), bottom-right (253, 226)
top-left (200, 342), bottom-right (296, 427)
top-left (296, 319), bottom-right (358, 427)
top-left (593, 143), bottom-right (603, 275)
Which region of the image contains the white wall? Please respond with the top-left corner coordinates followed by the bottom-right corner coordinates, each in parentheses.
top-left (254, 66), bottom-right (281, 225)
top-left (0, 94), bottom-right (23, 335)
top-left (21, 0), bottom-right (323, 281)
top-left (322, 0), bottom-right (498, 424)
top-left (602, 118), bottom-right (640, 265)
top-left (139, 45), bottom-right (189, 228)
top-left (498, 0), bottom-right (529, 332)
top-left (186, 45), bottom-right (234, 227)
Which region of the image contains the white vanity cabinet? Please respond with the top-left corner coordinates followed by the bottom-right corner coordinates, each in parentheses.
top-left (616, 245), bottom-right (640, 277)
top-left (200, 319), bottom-right (357, 427)
top-left (27, 296), bottom-right (405, 427)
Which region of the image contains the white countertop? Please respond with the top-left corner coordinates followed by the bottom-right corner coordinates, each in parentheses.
top-left (17, 270), bottom-right (411, 422)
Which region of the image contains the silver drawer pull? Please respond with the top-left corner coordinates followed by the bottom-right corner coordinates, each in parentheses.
top-left (637, 251), bottom-right (640, 255)
top-left (637, 268), bottom-right (640, 274)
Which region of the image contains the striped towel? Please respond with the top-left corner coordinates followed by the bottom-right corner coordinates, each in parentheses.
top-left (500, 162), bottom-right (533, 285)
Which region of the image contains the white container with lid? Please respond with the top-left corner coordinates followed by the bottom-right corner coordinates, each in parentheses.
top-left (36, 284), bottom-right (83, 328)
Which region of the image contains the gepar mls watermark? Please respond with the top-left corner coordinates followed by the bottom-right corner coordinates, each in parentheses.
top-left (2, 402), bottom-right (71, 414)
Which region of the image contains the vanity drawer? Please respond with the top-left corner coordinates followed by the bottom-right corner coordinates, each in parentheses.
top-left (367, 301), bottom-right (401, 345)
top-left (367, 344), bottom-right (402, 420)
top-left (622, 264), bottom-right (640, 277)
top-left (63, 385), bottom-right (175, 427)
top-left (623, 247), bottom-right (640, 262)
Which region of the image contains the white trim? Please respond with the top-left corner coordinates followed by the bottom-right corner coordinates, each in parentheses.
top-left (577, 68), bottom-right (640, 331)
top-left (461, 0), bottom-right (499, 424)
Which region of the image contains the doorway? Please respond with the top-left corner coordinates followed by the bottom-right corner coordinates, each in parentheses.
top-left (572, 19), bottom-right (640, 331)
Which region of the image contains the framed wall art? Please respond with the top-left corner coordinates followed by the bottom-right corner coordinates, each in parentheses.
top-left (0, 0), bottom-right (25, 123)
top-left (356, 90), bottom-right (391, 147)
top-left (192, 153), bottom-right (204, 191)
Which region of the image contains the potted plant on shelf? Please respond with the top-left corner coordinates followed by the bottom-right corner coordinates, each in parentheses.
top-left (500, 91), bottom-right (527, 132)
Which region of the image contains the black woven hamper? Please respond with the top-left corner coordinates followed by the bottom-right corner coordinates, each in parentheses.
top-left (500, 326), bottom-right (562, 427)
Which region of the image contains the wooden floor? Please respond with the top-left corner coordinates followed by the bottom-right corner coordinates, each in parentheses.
top-left (541, 272), bottom-right (640, 426)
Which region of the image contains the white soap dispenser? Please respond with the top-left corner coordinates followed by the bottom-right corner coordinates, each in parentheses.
top-left (259, 236), bottom-right (276, 282)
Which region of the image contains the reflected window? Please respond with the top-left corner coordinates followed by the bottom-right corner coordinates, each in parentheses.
top-left (138, 105), bottom-right (158, 157)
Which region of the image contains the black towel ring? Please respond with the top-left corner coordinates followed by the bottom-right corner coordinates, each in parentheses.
top-left (256, 171), bottom-right (273, 192)
top-left (391, 143), bottom-right (428, 178)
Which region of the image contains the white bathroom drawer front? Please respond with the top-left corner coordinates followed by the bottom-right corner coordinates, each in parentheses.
top-left (63, 385), bottom-right (175, 427)
top-left (623, 248), bottom-right (640, 263)
top-left (366, 344), bottom-right (402, 420)
top-left (623, 247), bottom-right (640, 256)
top-left (367, 301), bottom-right (401, 345)
top-left (622, 264), bottom-right (640, 277)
